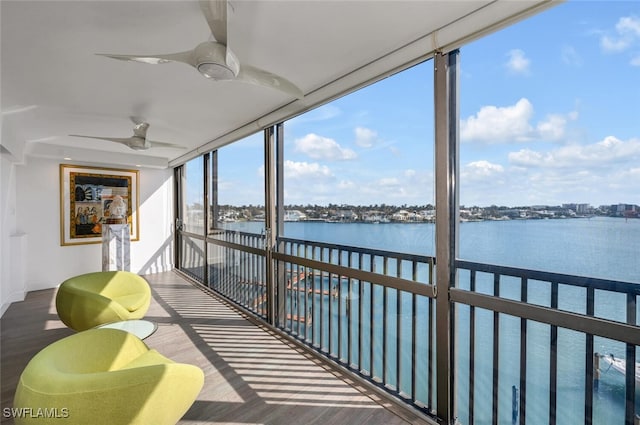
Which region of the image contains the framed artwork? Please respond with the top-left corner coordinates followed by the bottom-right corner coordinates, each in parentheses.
top-left (60, 164), bottom-right (139, 246)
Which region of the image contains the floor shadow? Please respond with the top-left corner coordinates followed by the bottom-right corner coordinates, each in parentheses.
top-left (1, 272), bottom-right (428, 425)
top-left (144, 271), bottom-right (426, 425)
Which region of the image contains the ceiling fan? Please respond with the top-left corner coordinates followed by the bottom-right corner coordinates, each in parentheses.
top-left (97, 0), bottom-right (304, 99)
top-left (70, 120), bottom-right (184, 151)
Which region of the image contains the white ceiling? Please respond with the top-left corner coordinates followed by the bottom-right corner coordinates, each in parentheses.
top-left (1, 0), bottom-right (556, 169)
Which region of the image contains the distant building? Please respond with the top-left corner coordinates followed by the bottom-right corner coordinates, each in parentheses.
top-left (562, 203), bottom-right (591, 215)
top-left (284, 210), bottom-right (307, 222)
top-left (362, 211), bottom-right (387, 222)
top-left (576, 204), bottom-right (590, 214)
top-left (420, 209), bottom-right (436, 221)
top-left (611, 204), bottom-right (638, 217)
top-left (392, 210), bottom-right (410, 221)
top-left (334, 209), bottom-right (358, 222)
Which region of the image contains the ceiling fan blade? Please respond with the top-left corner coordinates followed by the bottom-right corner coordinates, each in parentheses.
top-left (237, 65), bottom-right (304, 99)
top-left (69, 135), bottom-right (132, 145)
top-left (199, 0), bottom-right (227, 45)
top-left (97, 50), bottom-right (196, 67)
top-left (146, 140), bottom-right (186, 149)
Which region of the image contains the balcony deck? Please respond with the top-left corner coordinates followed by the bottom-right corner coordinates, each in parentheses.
top-left (0, 271), bottom-right (430, 425)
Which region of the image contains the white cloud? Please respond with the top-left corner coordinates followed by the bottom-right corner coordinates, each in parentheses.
top-left (258, 161), bottom-right (334, 180)
top-left (461, 98), bottom-right (577, 144)
top-left (600, 15), bottom-right (640, 54)
top-left (616, 16), bottom-right (640, 37)
top-left (283, 160), bottom-right (334, 179)
top-left (294, 133), bottom-right (357, 160)
top-left (367, 169), bottom-right (434, 203)
top-left (462, 161), bottom-right (505, 180)
top-left (279, 160), bottom-right (337, 204)
top-left (536, 114), bottom-right (570, 141)
top-left (618, 16), bottom-right (640, 36)
top-left (354, 127), bottom-right (378, 148)
top-left (508, 136), bottom-right (640, 168)
top-left (461, 98), bottom-right (534, 143)
top-left (281, 167), bottom-right (434, 206)
top-left (505, 49), bottom-right (531, 75)
top-left (508, 149), bottom-right (545, 167)
top-left (631, 54), bottom-right (640, 67)
top-left (627, 168), bottom-right (640, 179)
top-left (461, 157), bottom-right (640, 206)
top-left (459, 135), bottom-right (640, 206)
top-left (459, 161), bottom-right (509, 205)
top-left (601, 35), bottom-right (631, 52)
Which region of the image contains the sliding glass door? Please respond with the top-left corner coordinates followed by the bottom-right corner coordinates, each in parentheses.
top-left (174, 132), bottom-right (275, 320)
top-left (175, 155), bottom-right (208, 281)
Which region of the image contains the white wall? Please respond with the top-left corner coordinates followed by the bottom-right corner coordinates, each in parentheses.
top-left (13, 157), bottom-right (174, 294)
top-left (0, 155), bottom-right (24, 315)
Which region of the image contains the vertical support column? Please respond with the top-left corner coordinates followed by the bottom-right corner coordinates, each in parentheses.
top-left (434, 49), bottom-right (460, 425)
top-left (203, 152), bottom-right (210, 285)
top-left (174, 166), bottom-right (183, 269)
top-left (211, 150), bottom-right (219, 231)
top-left (264, 126), bottom-right (277, 325)
top-left (210, 150), bottom-right (219, 290)
top-left (275, 123), bottom-right (286, 326)
top-left (275, 123), bottom-right (285, 241)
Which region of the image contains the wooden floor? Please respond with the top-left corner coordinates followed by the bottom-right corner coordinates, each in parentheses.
top-left (1, 271), bottom-right (431, 425)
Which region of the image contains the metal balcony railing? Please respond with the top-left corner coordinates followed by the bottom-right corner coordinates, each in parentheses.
top-left (200, 229), bottom-right (640, 425)
top-left (179, 235), bottom-right (206, 282)
top-left (205, 230), bottom-right (438, 414)
top-left (207, 230), bottom-right (268, 319)
top-left (453, 260), bottom-right (640, 425)
top-left (275, 237), bottom-right (437, 413)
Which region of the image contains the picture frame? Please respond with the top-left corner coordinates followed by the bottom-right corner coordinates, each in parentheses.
top-left (60, 164), bottom-right (139, 246)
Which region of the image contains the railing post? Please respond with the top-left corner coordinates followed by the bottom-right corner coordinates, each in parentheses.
top-left (625, 293), bottom-right (636, 425)
top-left (434, 49), bottom-right (460, 424)
top-left (512, 385), bottom-right (519, 424)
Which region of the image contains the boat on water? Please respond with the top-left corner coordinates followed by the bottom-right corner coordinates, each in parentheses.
top-left (599, 354), bottom-right (640, 383)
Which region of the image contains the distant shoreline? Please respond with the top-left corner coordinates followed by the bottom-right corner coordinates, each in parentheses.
top-left (213, 203), bottom-right (639, 224)
top-left (232, 215), bottom-right (638, 225)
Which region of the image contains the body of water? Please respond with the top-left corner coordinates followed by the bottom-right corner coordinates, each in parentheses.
top-left (226, 216), bottom-right (638, 282)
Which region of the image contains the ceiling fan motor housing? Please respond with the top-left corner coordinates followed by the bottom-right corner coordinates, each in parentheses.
top-left (128, 137), bottom-right (149, 150)
top-left (194, 41), bottom-right (239, 80)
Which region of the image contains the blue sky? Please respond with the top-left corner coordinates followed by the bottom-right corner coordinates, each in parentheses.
top-left (214, 1), bottom-right (639, 208)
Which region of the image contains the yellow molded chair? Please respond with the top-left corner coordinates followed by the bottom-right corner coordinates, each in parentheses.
top-left (56, 271), bottom-right (151, 331)
top-left (14, 328), bottom-right (204, 425)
